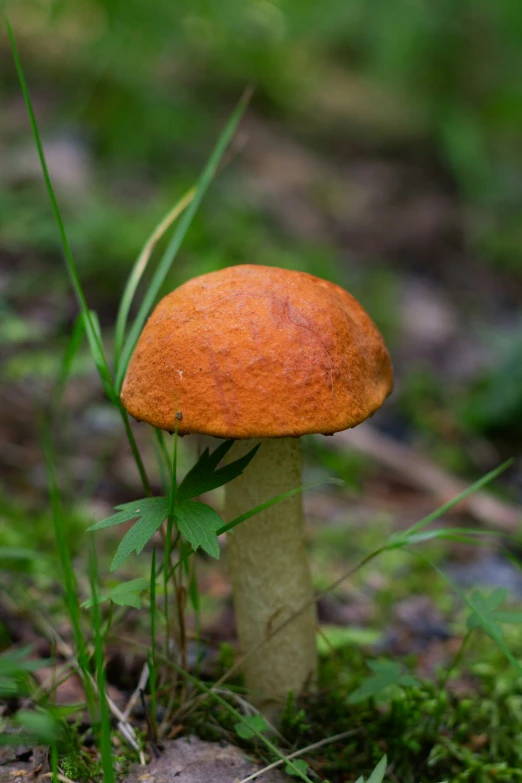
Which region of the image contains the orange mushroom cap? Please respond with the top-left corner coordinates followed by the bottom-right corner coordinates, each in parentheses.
top-left (121, 264), bottom-right (393, 438)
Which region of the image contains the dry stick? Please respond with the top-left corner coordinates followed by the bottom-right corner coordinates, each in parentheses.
top-left (122, 661), bottom-right (150, 720)
top-left (37, 773), bottom-right (78, 783)
top-left (237, 729), bottom-right (359, 783)
top-left (329, 424), bottom-right (520, 531)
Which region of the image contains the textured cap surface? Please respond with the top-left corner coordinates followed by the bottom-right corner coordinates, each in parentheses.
top-left (121, 264), bottom-right (393, 438)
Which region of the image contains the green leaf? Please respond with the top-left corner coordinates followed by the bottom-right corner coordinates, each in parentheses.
top-left (285, 759), bottom-right (309, 777)
top-left (0, 647), bottom-right (49, 677)
top-left (466, 588), bottom-right (522, 640)
top-left (82, 577), bottom-right (151, 609)
top-left (0, 648), bottom-right (51, 700)
top-left (109, 577), bottom-right (150, 606)
top-left (88, 497), bottom-right (168, 532)
top-left (175, 500), bottom-right (223, 559)
top-left (348, 660), bottom-right (418, 704)
top-left (108, 499), bottom-right (170, 572)
top-left (317, 626), bottom-right (380, 655)
top-left (15, 709), bottom-right (59, 743)
top-left (409, 550), bottom-right (522, 680)
top-left (177, 440), bottom-right (260, 502)
top-left (234, 714), bottom-right (268, 739)
top-left (367, 754), bottom-right (388, 783)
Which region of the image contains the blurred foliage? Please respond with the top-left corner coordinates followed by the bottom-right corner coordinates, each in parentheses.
top-left (462, 328), bottom-right (522, 438)
top-left (1, 0), bottom-right (521, 273)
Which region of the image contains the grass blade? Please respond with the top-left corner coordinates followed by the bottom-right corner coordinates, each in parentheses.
top-left (51, 313), bottom-right (84, 415)
top-left (4, 14), bottom-right (113, 392)
top-left (391, 459), bottom-right (514, 542)
top-left (114, 187), bottom-right (195, 373)
top-left (40, 424), bottom-right (95, 716)
top-left (155, 650), bottom-right (315, 783)
top-left (163, 426), bottom-right (179, 659)
top-left (149, 544), bottom-right (158, 737)
top-left (115, 88), bottom-right (252, 390)
top-left (83, 311), bottom-right (115, 402)
top-left (89, 543), bottom-right (116, 783)
top-left (217, 478), bottom-right (343, 535)
top-left (6, 15), bottom-right (151, 493)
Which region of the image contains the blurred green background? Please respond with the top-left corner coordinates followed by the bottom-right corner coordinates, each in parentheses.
top-left (1, 0), bottom-right (522, 514)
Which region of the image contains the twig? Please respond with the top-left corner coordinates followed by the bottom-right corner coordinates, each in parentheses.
top-left (37, 773), bottom-right (78, 783)
top-left (326, 423), bottom-right (520, 531)
top-left (237, 729), bottom-right (359, 783)
top-left (122, 661), bottom-right (149, 720)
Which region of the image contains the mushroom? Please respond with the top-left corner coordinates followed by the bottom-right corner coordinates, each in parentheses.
top-left (121, 264), bottom-right (393, 718)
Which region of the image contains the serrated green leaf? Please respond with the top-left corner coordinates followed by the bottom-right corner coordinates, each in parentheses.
top-left (176, 440), bottom-right (260, 502)
top-left (367, 754), bottom-right (388, 783)
top-left (109, 577), bottom-right (151, 608)
top-left (110, 502), bottom-right (169, 572)
top-left (111, 593), bottom-right (141, 609)
top-left (175, 500), bottom-right (223, 559)
top-left (348, 660), bottom-right (418, 704)
top-left (88, 497), bottom-right (168, 532)
top-left (82, 577), bottom-right (151, 609)
top-left (466, 588), bottom-right (522, 640)
top-left (234, 714), bottom-right (268, 739)
top-left (285, 759), bottom-right (309, 777)
top-left (414, 550), bottom-right (522, 679)
top-left (110, 577), bottom-right (150, 597)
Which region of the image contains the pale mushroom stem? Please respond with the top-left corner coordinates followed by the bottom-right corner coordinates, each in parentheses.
top-left (225, 437), bottom-right (317, 721)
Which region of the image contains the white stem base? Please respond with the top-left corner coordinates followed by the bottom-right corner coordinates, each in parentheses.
top-left (225, 438), bottom-right (317, 719)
